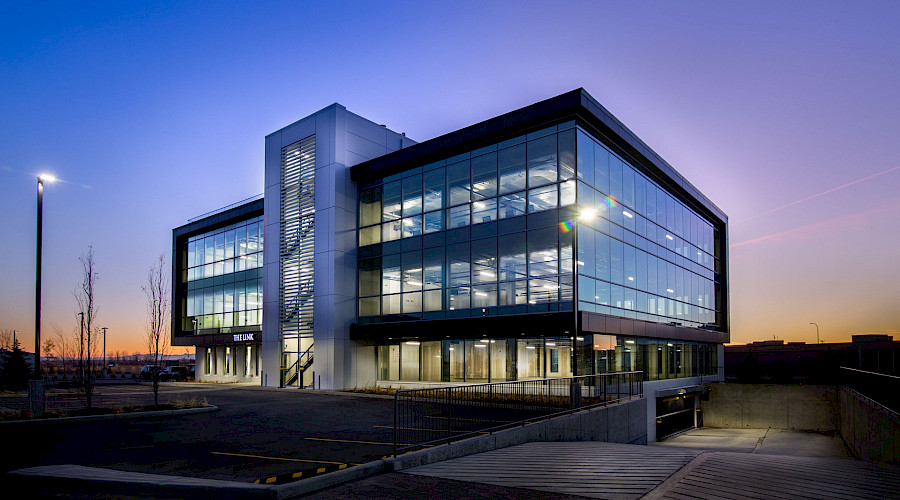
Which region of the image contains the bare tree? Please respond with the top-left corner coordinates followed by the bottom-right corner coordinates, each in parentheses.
top-left (75, 246), bottom-right (100, 409)
top-left (143, 253), bottom-right (170, 407)
top-left (52, 326), bottom-right (74, 380)
top-left (0, 329), bottom-right (14, 350)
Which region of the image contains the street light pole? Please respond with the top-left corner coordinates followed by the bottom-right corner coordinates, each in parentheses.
top-left (34, 174), bottom-right (55, 377)
top-left (810, 322), bottom-right (820, 344)
top-left (101, 327), bottom-right (108, 376)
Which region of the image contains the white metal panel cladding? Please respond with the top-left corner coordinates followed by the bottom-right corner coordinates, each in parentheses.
top-left (279, 136), bottom-right (316, 340)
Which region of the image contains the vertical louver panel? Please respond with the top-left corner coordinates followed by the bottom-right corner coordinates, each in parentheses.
top-left (279, 137), bottom-right (316, 342)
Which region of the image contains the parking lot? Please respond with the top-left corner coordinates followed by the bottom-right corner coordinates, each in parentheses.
top-left (2, 384), bottom-right (397, 483)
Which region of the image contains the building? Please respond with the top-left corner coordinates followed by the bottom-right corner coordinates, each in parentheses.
top-left (172, 89), bottom-right (729, 441)
top-left (726, 335), bottom-right (900, 383)
top-left (171, 196), bottom-right (264, 381)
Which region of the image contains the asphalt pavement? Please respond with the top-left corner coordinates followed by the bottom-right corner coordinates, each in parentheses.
top-left (2, 384), bottom-right (396, 483)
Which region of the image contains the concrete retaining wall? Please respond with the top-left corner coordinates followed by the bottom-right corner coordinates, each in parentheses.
top-left (839, 386), bottom-right (900, 464)
top-left (388, 396), bottom-right (647, 471)
top-left (701, 383), bottom-right (838, 431)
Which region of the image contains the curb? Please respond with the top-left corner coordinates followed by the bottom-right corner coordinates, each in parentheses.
top-left (254, 462), bottom-right (350, 485)
top-left (0, 405), bottom-right (219, 425)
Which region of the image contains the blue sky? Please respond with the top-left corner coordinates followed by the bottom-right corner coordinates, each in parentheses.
top-left (2, 1), bottom-right (899, 353)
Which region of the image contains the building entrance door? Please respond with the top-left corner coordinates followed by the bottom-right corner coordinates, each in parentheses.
top-left (656, 394), bottom-right (698, 440)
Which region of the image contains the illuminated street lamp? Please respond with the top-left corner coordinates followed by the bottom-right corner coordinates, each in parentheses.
top-left (35, 174), bottom-right (55, 377)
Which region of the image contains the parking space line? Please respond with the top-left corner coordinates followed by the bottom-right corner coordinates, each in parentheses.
top-left (304, 437), bottom-right (396, 446)
top-left (211, 451), bottom-right (356, 465)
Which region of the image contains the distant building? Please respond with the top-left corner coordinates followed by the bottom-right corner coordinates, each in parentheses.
top-left (172, 89), bottom-right (730, 441)
top-left (725, 335), bottom-right (899, 382)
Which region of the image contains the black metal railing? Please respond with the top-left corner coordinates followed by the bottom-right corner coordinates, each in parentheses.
top-left (840, 366), bottom-right (900, 414)
top-left (393, 371), bottom-right (643, 456)
top-left (282, 343), bottom-right (314, 387)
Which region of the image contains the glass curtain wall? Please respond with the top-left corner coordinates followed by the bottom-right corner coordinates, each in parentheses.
top-left (376, 335), bottom-right (715, 382)
top-left (359, 124), bottom-right (576, 321)
top-left (184, 216), bottom-right (263, 331)
top-left (574, 129), bottom-right (719, 328)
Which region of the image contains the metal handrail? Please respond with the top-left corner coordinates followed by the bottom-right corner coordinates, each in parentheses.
top-left (393, 371), bottom-right (643, 456)
top-left (839, 366), bottom-right (900, 413)
top-left (282, 343), bottom-right (314, 387)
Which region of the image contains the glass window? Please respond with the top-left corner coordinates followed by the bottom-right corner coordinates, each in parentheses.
top-left (595, 232), bottom-right (610, 281)
top-left (576, 130), bottom-right (595, 186)
top-left (498, 144), bottom-right (526, 194)
top-left (402, 174), bottom-right (422, 216)
top-left (517, 339), bottom-right (543, 379)
top-left (471, 284), bottom-right (497, 308)
top-left (499, 192), bottom-right (526, 219)
top-left (359, 297), bottom-right (379, 316)
top-left (558, 129), bottom-right (575, 181)
top-left (560, 179), bottom-right (576, 207)
top-left (499, 279), bottom-right (528, 306)
top-left (360, 187), bottom-right (382, 226)
top-left (359, 225), bottom-right (380, 246)
top-left (528, 184), bottom-right (558, 213)
top-left (448, 242), bottom-right (470, 286)
top-left (423, 168), bottom-right (444, 212)
top-left (490, 340), bottom-right (508, 381)
top-left (423, 210), bottom-right (443, 233)
top-left (622, 165), bottom-right (635, 209)
top-left (423, 247), bottom-right (444, 290)
top-left (499, 232), bottom-right (527, 280)
top-left (472, 198), bottom-right (497, 224)
top-left (610, 237), bottom-right (624, 284)
top-left (424, 290), bottom-right (442, 311)
top-left (527, 135), bottom-right (557, 187)
top-left (609, 155), bottom-right (623, 203)
top-left (382, 255), bottom-right (401, 295)
top-left (225, 229), bottom-right (235, 259)
top-left (577, 228), bottom-right (595, 276)
top-left (448, 160), bottom-right (470, 206)
top-left (421, 341), bottom-right (442, 381)
top-left (448, 204), bottom-right (470, 228)
top-left (448, 287), bottom-right (470, 310)
top-left (215, 233), bottom-right (225, 262)
top-left (466, 339), bottom-right (490, 382)
top-left (528, 227), bottom-right (558, 277)
top-left (402, 292), bottom-right (422, 313)
top-left (594, 142), bottom-right (610, 195)
top-left (471, 238), bottom-right (497, 283)
top-left (382, 181), bottom-right (402, 222)
top-left (402, 251), bottom-right (422, 292)
top-left (449, 340), bottom-right (464, 381)
top-left (383, 293), bottom-right (401, 314)
top-left (382, 220), bottom-right (401, 242)
top-left (471, 153), bottom-right (497, 200)
top-left (236, 226), bottom-right (247, 257)
top-left (360, 259), bottom-right (381, 296)
top-left (378, 344), bottom-right (400, 381)
top-left (401, 215), bottom-right (422, 238)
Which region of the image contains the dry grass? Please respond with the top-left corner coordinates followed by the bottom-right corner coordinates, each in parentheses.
top-left (167, 396), bottom-right (209, 409)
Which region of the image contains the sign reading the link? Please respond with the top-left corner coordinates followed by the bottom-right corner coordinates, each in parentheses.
top-left (233, 333), bottom-right (255, 342)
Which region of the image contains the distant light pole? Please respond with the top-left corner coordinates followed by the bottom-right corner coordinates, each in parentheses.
top-left (35, 174), bottom-right (55, 377)
top-left (810, 322), bottom-right (820, 344)
top-left (101, 327), bottom-right (108, 375)
top-left (12, 330), bottom-right (17, 349)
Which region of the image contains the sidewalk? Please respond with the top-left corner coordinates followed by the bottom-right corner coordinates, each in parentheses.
top-left (306, 429), bottom-right (899, 499)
